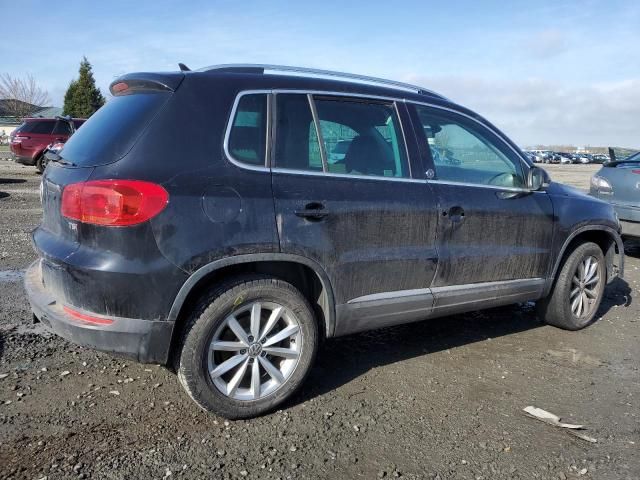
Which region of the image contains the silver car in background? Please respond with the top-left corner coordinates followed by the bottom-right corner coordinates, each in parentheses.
top-left (590, 152), bottom-right (640, 238)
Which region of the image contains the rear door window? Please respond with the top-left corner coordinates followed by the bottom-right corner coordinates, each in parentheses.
top-left (273, 94), bottom-right (409, 178)
top-left (274, 94), bottom-right (322, 171)
top-left (227, 94), bottom-right (268, 166)
top-left (30, 121), bottom-right (54, 134)
top-left (314, 98), bottom-right (409, 178)
top-left (52, 120), bottom-right (72, 136)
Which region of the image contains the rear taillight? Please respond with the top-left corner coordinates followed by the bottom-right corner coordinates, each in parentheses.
top-left (632, 169), bottom-right (640, 174)
top-left (61, 179), bottom-right (168, 226)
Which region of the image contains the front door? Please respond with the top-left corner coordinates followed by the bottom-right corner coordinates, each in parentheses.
top-left (271, 93), bottom-right (440, 335)
top-left (409, 103), bottom-right (554, 310)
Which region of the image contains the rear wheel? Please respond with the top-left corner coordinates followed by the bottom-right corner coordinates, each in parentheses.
top-left (537, 242), bottom-right (605, 330)
top-left (35, 154), bottom-right (45, 174)
top-left (175, 276), bottom-right (318, 419)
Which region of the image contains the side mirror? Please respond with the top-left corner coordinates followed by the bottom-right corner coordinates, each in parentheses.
top-left (528, 166), bottom-right (550, 190)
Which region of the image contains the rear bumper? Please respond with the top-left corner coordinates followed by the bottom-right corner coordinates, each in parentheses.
top-left (24, 260), bottom-right (174, 364)
top-left (13, 153), bottom-right (36, 166)
top-left (620, 220), bottom-right (640, 238)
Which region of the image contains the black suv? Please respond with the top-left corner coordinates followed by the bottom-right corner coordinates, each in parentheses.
top-left (25, 65), bottom-right (624, 419)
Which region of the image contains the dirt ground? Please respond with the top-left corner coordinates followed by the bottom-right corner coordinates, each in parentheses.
top-left (0, 160), bottom-right (638, 480)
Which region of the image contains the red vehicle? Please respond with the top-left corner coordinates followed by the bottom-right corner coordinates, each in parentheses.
top-left (10, 117), bottom-right (85, 172)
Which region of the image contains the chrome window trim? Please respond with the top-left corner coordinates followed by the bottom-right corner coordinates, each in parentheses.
top-left (223, 89), bottom-right (271, 172)
top-left (223, 89), bottom-right (533, 182)
top-left (272, 167), bottom-right (426, 183)
top-left (427, 179), bottom-right (543, 194)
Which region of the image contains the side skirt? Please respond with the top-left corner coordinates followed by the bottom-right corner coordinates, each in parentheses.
top-left (334, 278), bottom-right (545, 336)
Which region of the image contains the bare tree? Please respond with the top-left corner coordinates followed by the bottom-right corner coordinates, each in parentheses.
top-left (0, 74), bottom-right (51, 119)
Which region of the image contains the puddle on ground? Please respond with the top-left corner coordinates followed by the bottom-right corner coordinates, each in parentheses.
top-left (0, 270), bottom-right (25, 283)
top-left (546, 348), bottom-right (604, 367)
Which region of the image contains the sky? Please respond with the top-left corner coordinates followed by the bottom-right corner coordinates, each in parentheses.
top-left (3, 0), bottom-right (639, 147)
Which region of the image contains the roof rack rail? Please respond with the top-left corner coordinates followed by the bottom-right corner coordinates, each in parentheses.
top-left (198, 64), bottom-right (445, 99)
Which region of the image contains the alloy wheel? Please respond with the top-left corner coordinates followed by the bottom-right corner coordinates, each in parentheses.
top-left (570, 255), bottom-right (601, 318)
top-left (207, 301), bottom-right (302, 401)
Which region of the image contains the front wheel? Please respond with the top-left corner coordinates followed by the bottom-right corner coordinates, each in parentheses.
top-left (537, 242), bottom-right (605, 330)
top-left (176, 276), bottom-right (318, 419)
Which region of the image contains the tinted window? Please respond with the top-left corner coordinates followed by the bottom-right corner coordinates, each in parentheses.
top-left (228, 94), bottom-right (267, 165)
top-left (29, 121), bottom-right (54, 135)
top-left (14, 122), bottom-right (31, 134)
top-left (315, 98), bottom-right (409, 177)
top-left (274, 95), bottom-right (409, 178)
top-left (274, 94), bottom-right (322, 171)
top-left (414, 105), bottom-right (525, 188)
top-left (61, 92), bottom-right (170, 167)
top-left (52, 121), bottom-right (72, 136)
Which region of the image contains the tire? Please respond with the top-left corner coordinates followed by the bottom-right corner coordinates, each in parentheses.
top-left (35, 154), bottom-right (45, 174)
top-left (175, 275), bottom-right (318, 419)
top-left (537, 242), bottom-right (605, 330)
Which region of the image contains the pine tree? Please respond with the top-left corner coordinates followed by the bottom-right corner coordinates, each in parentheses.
top-left (63, 57), bottom-right (105, 117)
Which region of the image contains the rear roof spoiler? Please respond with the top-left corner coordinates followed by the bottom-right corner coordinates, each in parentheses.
top-left (109, 72), bottom-right (185, 96)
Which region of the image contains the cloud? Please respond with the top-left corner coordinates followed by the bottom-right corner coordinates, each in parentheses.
top-left (523, 29), bottom-right (570, 59)
top-left (405, 74), bottom-right (640, 148)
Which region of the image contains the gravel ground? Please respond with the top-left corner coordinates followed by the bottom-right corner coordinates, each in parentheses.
top-left (0, 160), bottom-right (638, 480)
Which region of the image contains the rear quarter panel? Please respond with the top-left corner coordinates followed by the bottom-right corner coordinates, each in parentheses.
top-left (90, 74), bottom-right (279, 274)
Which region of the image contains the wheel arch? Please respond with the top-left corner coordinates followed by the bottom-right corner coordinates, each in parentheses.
top-left (167, 253), bottom-right (336, 361)
top-left (544, 225), bottom-right (624, 296)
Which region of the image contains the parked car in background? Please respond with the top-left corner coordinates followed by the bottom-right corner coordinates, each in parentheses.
top-left (553, 152), bottom-right (574, 164)
top-left (25, 64), bottom-right (624, 419)
top-left (591, 154), bottom-right (610, 164)
top-left (573, 153), bottom-right (591, 164)
top-left (533, 150), bottom-right (555, 163)
top-left (9, 116), bottom-right (85, 173)
top-left (590, 152), bottom-right (640, 238)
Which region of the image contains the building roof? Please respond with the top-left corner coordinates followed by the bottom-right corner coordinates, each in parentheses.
top-left (31, 107), bottom-right (63, 118)
top-left (0, 99), bottom-right (62, 124)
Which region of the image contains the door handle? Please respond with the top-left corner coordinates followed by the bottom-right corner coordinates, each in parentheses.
top-left (295, 202), bottom-right (329, 220)
top-left (444, 206), bottom-right (465, 223)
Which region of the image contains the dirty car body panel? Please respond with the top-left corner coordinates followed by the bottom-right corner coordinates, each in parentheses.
top-left (24, 66), bottom-right (624, 365)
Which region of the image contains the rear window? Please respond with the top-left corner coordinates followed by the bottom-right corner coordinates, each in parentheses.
top-left (29, 121), bottom-right (55, 134)
top-left (61, 92), bottom-right (170, 167)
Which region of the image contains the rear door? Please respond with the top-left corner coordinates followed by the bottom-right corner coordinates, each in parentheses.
top-left (408, 103), bottom-right (554, 309)
top-left (52, 119), bottom-right (73, 141)
top-left (271, 92), bottom-right (440, 335)
top-left (17, 120), bottom-right (54, 159)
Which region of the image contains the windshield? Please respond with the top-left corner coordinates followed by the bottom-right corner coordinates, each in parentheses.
top-left (61, 92), bottom-right (170, 167)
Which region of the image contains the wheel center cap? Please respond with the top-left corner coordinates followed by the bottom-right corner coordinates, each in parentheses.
top-left (248, 342), bottom-right (262, 357)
